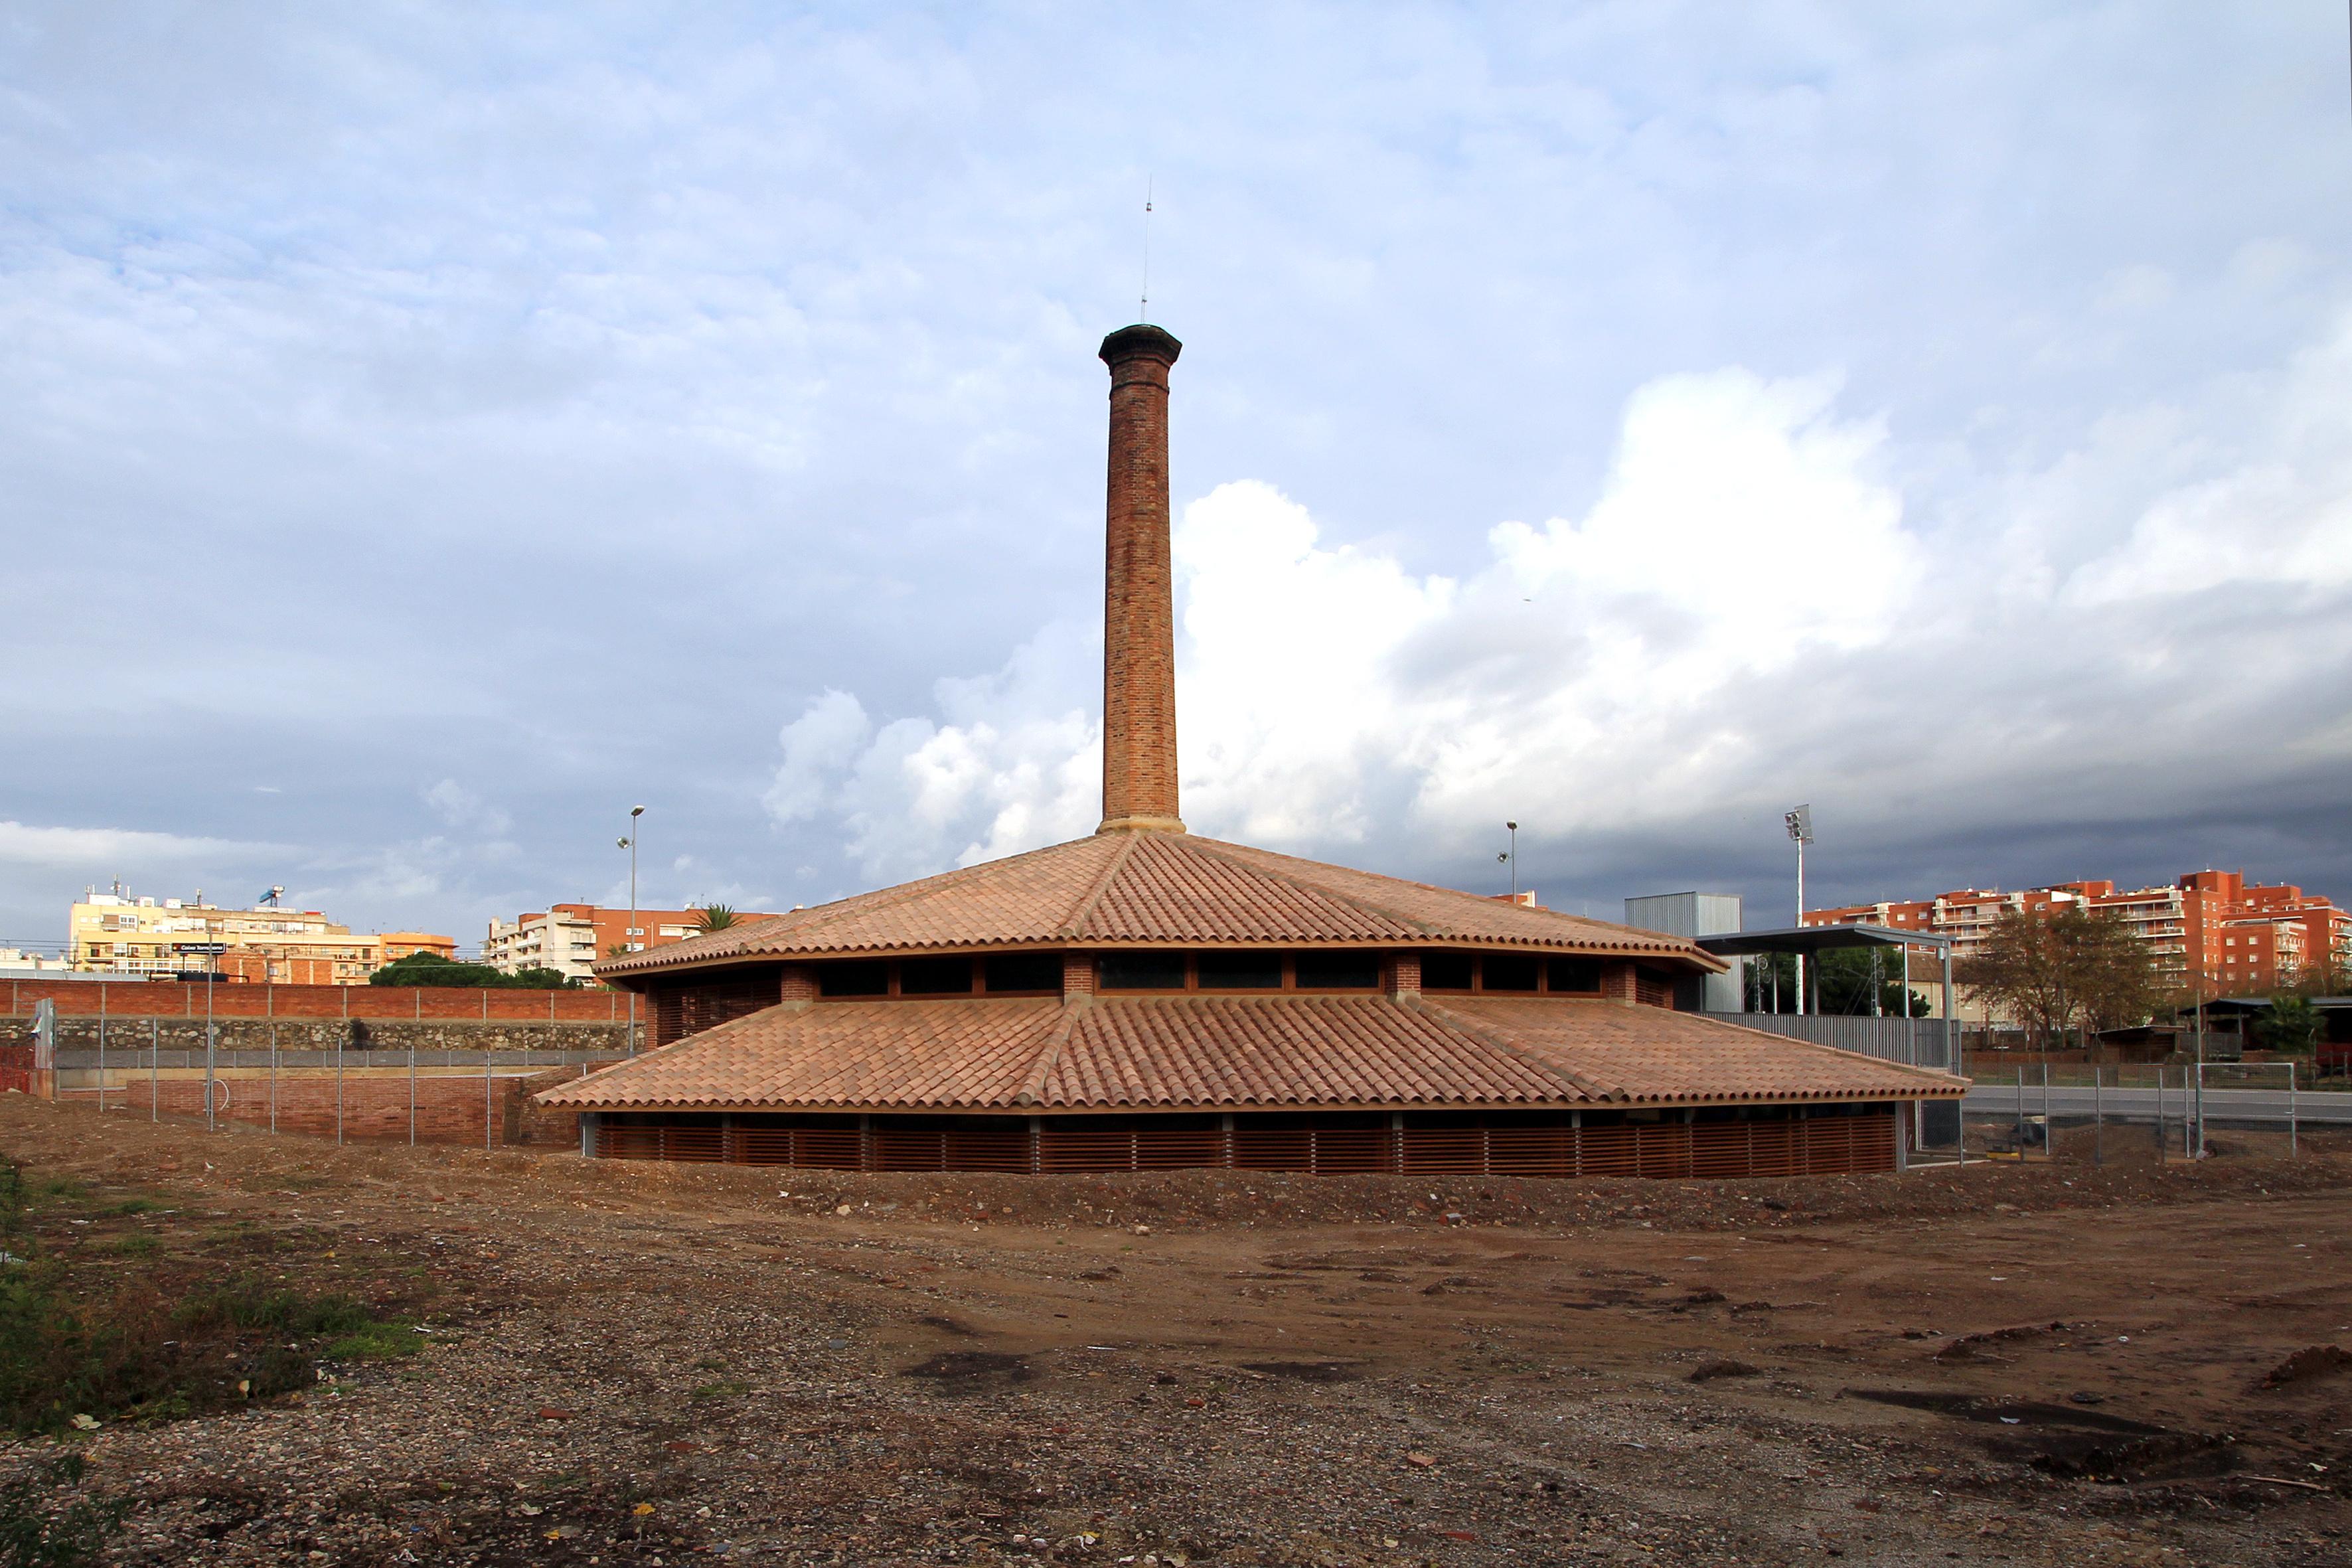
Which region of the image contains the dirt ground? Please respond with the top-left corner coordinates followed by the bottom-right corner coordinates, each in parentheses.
top-left (5, 1097), bottom-right (2349, 1567)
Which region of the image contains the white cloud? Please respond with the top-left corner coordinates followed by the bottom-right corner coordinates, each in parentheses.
top-left (765, 365), bottom-right (1924, 866)
top-left (0, 821), bottom-right (281, 870)
top-left (2063, 313), bottom-right (2352, 605)
top-left (763, 691), bottom-right (875, 823)
top-left (422, 779), bottom-right (511, 836)
top-left (764, 626), bottom-right (1101, 884)
top-left (758, 337), bottom-right (2352, 890)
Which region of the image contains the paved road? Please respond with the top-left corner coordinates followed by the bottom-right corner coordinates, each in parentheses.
top-left (1961, 1085), bottom-right (2352, 1125)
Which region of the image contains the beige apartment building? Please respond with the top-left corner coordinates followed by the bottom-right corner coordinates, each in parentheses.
top-left (482, 903), bottom-right (787, 985)
top-left (68, 888), bottom-right (455, 985)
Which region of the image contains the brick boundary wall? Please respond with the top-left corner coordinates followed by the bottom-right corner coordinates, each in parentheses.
top-left (102, 1072), bottom-right (558, 1146)
top-left (4, 977), bottom-right (637, 1023)
top-left (4, 1015), bottom-right (630, 1056)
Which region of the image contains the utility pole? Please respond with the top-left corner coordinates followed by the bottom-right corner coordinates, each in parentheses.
top-left (1498, 821), bottom-right (1519, 900)
top-left (2193, 965), bottom-right (2207, 1159)
top-left (620, 805), bottom-right (645, 1056)
top-left (181, 940), bottom-right (229, 1131)
top-left (1785, 807), bottom-right (1813, 1016)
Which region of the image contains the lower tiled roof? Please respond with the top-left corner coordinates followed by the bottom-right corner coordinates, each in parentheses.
top-left (536, 994), bottom-right (1962, 1112)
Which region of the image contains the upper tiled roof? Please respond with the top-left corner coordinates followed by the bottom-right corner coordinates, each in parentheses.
top-left (537, 993), bottom-right (1960, 1111)
top-left (596, 832), bottom-right (1716, 979)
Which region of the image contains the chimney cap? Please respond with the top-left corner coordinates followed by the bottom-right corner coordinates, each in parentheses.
top-left (1100, 323), bottom-right (1182, 367)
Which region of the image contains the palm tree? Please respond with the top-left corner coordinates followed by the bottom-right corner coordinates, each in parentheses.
top-left (694, 903), bottom-right (738, 935)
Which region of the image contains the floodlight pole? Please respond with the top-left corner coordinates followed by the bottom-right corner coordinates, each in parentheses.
top-left (1506, 821), bottom-right (1518, 900)
top-left (204, 951), bottom-right (216, 1133)
top-left (623, 805), bottom-right (645, 1056)
top-left (1786, 807), bottom-right (1812, 1017)
top-left (2193, 970), bottom-right (2206, 1159)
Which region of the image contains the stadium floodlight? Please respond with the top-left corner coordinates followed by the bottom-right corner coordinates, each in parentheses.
top-left (1786, 806), bottom-right (1814, 1016)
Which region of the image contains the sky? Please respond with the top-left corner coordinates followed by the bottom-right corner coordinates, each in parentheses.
top-left (5, 3), bottom-right (2351, 953)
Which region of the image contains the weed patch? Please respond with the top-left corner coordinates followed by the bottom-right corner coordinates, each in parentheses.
top-left (0, 1158), bottom-right (437, 1434)
top-left (0, 1452), bottom-right (122, 1568)
top-left (323, 1321), bottom-right (419, 1361)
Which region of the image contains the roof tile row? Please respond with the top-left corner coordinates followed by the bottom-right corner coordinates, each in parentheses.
top-left (538, 992), bottom-right (1961, 1113)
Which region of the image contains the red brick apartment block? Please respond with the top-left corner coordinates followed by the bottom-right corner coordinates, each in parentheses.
top-left (1097, 323), bottom-right (1186, 834)
top-left (1807, 867), bottom-right (2351, 991)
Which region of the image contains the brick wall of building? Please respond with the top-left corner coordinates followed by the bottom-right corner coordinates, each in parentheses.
top-left (1097, 324), bottom-right (1184, 831)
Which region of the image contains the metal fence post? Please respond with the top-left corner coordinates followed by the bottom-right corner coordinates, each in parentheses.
top-left (485, 1048), bottom-right (493, 1150)
top-left (409, 1045), bottom-right (418, 1146)
top-left (2288, 1060), bottom-right (2298, 1158)
top-left (2015, 1065), bottom-right (2025, 1154)
top-left (149, 1018), bottom-right (157, 1122)
top-left (2092, 1065), bottom-right (2102, 1167)
top-left (2040, 1063), bottom-right (2051, 1162)
top-left (336, 1021), bottom-right (345, 1146)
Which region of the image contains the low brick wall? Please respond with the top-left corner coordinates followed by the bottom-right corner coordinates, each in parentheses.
top-left (4, 977), bottom-right (640, 1024)
top-left (8, 1015), bottom-right (632, 1055)
top-left (82, 1064), bottom-right (594, 1147)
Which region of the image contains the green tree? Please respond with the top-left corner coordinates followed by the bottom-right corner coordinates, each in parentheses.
top-left (1960, 907), bottom-right (2161, 1049)
top-left (367, 952), bottom-right (578, 990)
top-left (2256, 994), bottom-right (2323, 1056)
top-left (693, 903), bottom-right (738, 935)
top-left (1812, 947), bottom-right (1930, 1016)
top-left (1745, 949), bottom-right (1926, 1016)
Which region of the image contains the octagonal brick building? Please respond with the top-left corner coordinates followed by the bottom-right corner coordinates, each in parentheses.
top-left (541, 324), bottom-right (1962, 1178)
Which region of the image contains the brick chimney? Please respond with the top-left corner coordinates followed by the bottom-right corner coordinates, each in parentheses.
top-left (1097, 323), bottom-right (1186, 834)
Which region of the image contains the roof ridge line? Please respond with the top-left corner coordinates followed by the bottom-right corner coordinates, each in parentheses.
top-left (1192, 836), bottom-right (1697, 955)
top-left (1015, 996), bottom-right (1090, 1105)
top-left (602, 836), bottom-right (1105, 976)
top-left (1060, 831), bottom-right (1144, 938)
top-left (1408, 994), bottom-right (1620, 1103)
top-left (1176, 835), bottom-right (1443, 937)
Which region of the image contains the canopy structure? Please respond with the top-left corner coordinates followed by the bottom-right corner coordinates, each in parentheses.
top-left (1697, 925), bottom-right (1956, 1045)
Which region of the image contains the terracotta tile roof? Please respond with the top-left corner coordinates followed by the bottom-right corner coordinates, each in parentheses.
top-left (538, 994), bottom-right (1960, 1112)
top-left (595, 832), bottom-right (1717, 979)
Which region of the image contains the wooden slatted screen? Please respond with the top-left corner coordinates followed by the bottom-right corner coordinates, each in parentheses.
top-left (598, 1110), bottom-right (1905, 1179)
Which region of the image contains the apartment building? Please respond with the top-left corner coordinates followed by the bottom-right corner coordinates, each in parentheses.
top-left (481, 903), bottom-right (786, 985)
top-left (1807, 868), bottom-right (2351, 993)
top-left (66, 889), bottom-right (457, 985)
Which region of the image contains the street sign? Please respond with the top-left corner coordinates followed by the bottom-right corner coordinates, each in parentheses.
top-left (176, 942), bottom-right (230, 956)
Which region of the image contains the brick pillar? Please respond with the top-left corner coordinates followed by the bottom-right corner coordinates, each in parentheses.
top-left (1061, 952), bottom-right (1096, 999)
top-left (778, 965), bottom-right (817, 1006)
top-left (1097, 323), bottom-right (1186, 834)
top-left (1600, 961), bottom-right (1638, 1002)
top-left (1388, 953), bottom-right (1421, 998)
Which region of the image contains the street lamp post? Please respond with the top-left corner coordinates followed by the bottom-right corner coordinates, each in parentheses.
top-left (1785, 806), bottom-right (1813, 1016)
top-left (619, 805), bottom-right (645, 1056)
top-left (1498, 821), bottom-right (1519, 900)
